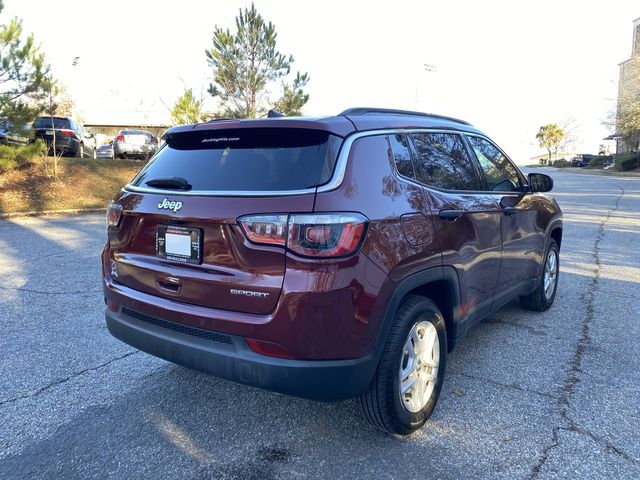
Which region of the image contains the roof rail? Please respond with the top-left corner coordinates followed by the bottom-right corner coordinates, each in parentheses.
top-left (338, 107), bottom-right (471, 126)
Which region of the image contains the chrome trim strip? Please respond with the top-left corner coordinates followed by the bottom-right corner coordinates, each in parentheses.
top-left (123, 128), bottom-right (477, 197)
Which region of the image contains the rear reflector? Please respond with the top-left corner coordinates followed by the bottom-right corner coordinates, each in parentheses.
top-left (238, 212), bottom-right (368, 258)
top-left (245, 338), bottom-right (295, 359)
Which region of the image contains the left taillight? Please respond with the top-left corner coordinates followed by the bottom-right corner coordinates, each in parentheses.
top-left (238, 212), bottom-right (368, 258)
top-left (106, 202), bottom-right (123, 229)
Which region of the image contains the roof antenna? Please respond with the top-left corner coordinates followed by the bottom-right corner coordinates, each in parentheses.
top-left (267, 109), bottom-right (285, 118)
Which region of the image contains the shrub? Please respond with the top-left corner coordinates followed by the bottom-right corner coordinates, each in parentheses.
top-left (587, 155), bottom-right (611, 168)
top-left (0, 140), bottom-right (47, 172)
top-left (553, 159), bottom-right (571, 168)
top-left (615, 153), bottom-right (639, 171)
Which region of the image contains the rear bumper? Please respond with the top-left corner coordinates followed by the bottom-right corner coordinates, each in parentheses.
top-left (105, 306), bottom-right (378, 401)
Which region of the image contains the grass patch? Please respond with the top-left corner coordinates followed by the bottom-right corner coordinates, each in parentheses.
top-left (0, 157), bottom-right (145, 214)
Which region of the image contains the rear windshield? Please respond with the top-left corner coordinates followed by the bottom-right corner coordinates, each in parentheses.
top-left (131, 128), bottom-right (342, 192)
top-left (33, 117), bottom-right (71, 129)
top-left (121, 130), bottom-right (146, 135)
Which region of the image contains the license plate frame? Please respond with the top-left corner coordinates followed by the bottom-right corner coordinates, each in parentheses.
top-left (156, 225), bottom-right (202, 264)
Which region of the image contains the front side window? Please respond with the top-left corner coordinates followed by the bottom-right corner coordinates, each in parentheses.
top-left (466, 136), bottom-right (522, 192)
top-left (388, 133), bottom-right (415, 179)
top-left (410, 132), bottom-right (479, 190)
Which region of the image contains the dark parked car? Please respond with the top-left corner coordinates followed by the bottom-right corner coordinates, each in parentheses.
top-left (113, 129), bottom-right (158, 159)
top-left (0, 119), bottom-right (30, 145)
top-left (103, 108), bottom-right (562, 435)
top-left (31, 116), bottom-right (96, 158)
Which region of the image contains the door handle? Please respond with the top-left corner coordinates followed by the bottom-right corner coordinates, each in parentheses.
top-left (438, 209), bottom-right (464, 221)
top-left (502, 206), bottom-right (517, 216)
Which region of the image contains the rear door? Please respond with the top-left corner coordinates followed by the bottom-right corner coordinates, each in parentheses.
top-left (108, 127), bottom-right (342, 315)
top-left (409, 131), bottom-right (503, 327)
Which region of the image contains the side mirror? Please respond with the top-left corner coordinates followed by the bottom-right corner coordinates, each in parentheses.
top-left (528, 173), bottom-right (553, 192)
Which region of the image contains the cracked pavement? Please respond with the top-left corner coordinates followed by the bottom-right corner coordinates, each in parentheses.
top-left (0, 170), bottom-right (639, 479)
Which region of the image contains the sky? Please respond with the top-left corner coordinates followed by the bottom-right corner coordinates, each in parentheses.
top-left (3, 0), bottom-right (639, 163)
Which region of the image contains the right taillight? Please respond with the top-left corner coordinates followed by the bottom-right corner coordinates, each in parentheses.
top-left (106, 202), bottom-right (123, 229)
top-left (238, 213), bottom-right (368, 258)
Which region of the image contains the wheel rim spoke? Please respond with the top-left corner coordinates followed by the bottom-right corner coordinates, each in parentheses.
top-left (399, 320), bottom-right (440, 413)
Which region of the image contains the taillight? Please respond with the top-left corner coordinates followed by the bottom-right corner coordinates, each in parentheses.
top-left (106, 202), bottom-right (123, 228)
top-left (238, 213), bottom-right (368, 258)
top-left (60, 129), bottom-right (75, 136)
top-left (239, 215), bottom-right (288, 246)
top-left (116, 135), bottom-right (125, 142)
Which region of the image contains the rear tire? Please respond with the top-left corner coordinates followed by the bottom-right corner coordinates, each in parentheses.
top-left (359, 295), bottom-right (447, 435)
top-left (520, 239), bottom-right (559, 311)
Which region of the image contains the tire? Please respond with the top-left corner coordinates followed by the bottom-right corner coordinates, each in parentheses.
top-left (359, 295), bottom-right (447, 435)
top-left (78, 143), bottom-right (84, 158)
top-left (520, 239), bottom-right (559, 311)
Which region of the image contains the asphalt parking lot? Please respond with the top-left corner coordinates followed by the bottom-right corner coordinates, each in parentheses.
top-left (1, 169), bottom-right (639, 479)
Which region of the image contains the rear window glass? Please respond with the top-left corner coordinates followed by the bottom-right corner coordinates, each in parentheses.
top-left (131, 128), bottom-right (342, 192)
top-left (32, 117), bottom-right (71, 129)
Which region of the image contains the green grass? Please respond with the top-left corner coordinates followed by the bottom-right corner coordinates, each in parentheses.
top-left (0, 157), bottom-right (145, 214)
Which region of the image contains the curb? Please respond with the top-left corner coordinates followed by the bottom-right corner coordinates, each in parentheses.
top-left (0, 208), bottom-right (106, 220)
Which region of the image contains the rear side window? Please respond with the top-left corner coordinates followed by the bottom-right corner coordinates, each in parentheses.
top-left (389, 133), bottom-right (415, 179)
top-left (32, 117), bottom-right (71, 129)
top-left (132, 128), bottom-right (342, 192)
top-left (410, 132), bottom-right (479, 190)
top-left (466, 136), bottom-right (522, 192)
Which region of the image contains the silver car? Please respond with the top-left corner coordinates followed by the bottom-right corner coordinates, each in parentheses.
top-left (113, 129), bottom-right (158, 159)
top-left (96, 144), bottom-right (114, 159)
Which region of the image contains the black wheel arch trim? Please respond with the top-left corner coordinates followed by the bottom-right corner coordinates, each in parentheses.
top-left (372, 266), bottom-right (462, 359)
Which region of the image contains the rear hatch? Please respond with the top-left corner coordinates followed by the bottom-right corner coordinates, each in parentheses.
top-left (108, 126), bottom-right (343, 315)
top-left (122, 131), bottom-right (147, 145)
top-left (32, 117), bottom-right (73, 143)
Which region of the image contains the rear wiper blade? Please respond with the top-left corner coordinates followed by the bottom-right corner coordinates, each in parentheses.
top-left (145, 177), bottom-right (192, 190)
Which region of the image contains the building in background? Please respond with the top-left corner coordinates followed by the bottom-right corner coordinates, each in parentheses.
top-left (614, 17), bottom-right (640, 153)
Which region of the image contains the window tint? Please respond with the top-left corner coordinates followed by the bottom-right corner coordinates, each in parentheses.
top-left (467, 136), bottom-right (522, 192)
top-left (32, 117), bottom-right (71, 129)
top-left (410, 132), bottom-right (479, 190)
top-left (132, 128), bottom-right (342, 192)
top-left (389, 133), bottom-right (415, 179)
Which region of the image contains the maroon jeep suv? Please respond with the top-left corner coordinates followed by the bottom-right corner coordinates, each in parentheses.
top-left (102, 108), bottom-right (562, 435)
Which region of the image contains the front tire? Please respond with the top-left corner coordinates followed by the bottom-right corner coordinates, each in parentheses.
top-left (520, 239), bottom-right (559, 311)
top-left (359, 296), bottom-right (447, 435)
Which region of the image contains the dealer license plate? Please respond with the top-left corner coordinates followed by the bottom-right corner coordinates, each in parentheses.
top-left (156, 225), bottom-right (201, 264)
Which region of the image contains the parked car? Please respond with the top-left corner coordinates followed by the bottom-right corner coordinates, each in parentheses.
top-left (113, 129), bottom-right (158, 159)
top-left (96, 143), bottom-right (114, 159)
top-left (31, 116), bottom-right (96, 158)
top-left (102, 107), bottom-right (562, 435)
top-left (0, 119), bottom-right (30, 146)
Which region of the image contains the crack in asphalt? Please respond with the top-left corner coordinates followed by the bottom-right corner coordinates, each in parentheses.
top-left (448, 371), bottom-right (558, 400)
top-left (529, 185), bottom-right (640, 478)
top-left (0, 350), bottom-right (139, 407)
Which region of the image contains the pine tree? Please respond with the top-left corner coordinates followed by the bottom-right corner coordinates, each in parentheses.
top-left (205, 3), bottom-right (309, 118)
top-left (171, 88), bottom-right (206, 125)
top-left (0, 0), bottom-right (52, 127)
